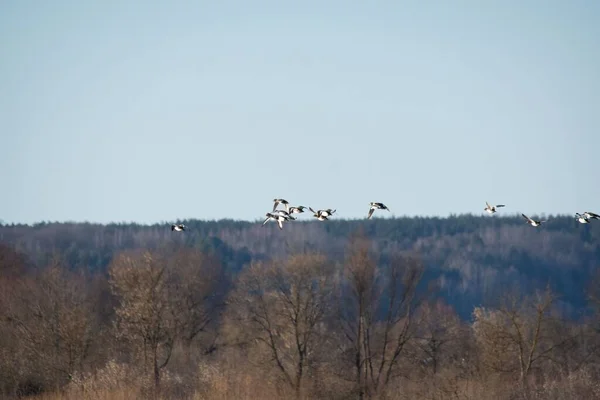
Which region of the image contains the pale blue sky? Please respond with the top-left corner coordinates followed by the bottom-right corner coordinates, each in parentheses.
top-left (1, 1), bottom-right (599, 224)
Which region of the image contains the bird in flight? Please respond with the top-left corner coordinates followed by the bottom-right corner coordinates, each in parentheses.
top-left (522, 214), bottom-right (546, 227)
top-left (484, 201), bottom-right (505, 214)
top-left (272, 198), bottom-right (290, 213)
top-left (368, 202), bottom-right (390, 219)
top-left (289, 205), bottom-right (308, 214)
top-left (309, 207), bottom-right (336, 218)
top-left (263, 212), bottom-right (291, 230)
top-left (273, 209), bottom-right (296, 220)
top-left (309, 208), bottom-right (330, 221)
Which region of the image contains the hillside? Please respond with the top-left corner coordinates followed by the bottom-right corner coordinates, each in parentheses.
top-left (2, 213), bottom-right (599, 319)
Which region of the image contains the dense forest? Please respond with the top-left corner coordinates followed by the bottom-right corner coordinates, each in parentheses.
top-left (1, 214), bottom-right (600, 399)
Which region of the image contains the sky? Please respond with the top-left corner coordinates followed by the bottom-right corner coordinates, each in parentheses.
top-left (1, 1), bottom-right (599, 224)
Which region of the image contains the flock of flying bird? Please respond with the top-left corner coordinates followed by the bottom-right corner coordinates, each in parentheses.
top-left (168, 200), bottom-right (600, 232)
top-left (261, 199), bottom-right (393, 230)
top-left (482, 202), bottom-right (600, 227)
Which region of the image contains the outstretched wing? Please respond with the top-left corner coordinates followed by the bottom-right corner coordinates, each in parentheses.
top-left (272, 200), bottom-right (280, 212)
top-left (368, 208), bottom-right (375, 219)
top-left (277, 218), bottom-right (283, 230)
top-left (521, 213), bottom-right (532, 222)
top-left (262, 217), bottom-right (270, 226)
top-left (587, 211), bottom-right (600, 219)
top-left (496, 204), bottom-right (505, 208)
top-left (486, 201), bottom-right (492, 209)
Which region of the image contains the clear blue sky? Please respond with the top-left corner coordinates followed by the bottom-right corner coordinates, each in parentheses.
top-left (1, 1), bottom-right (599, 224)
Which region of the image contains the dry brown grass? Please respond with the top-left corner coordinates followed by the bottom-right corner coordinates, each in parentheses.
top-left (26, 388), bottom-right (140, 400)
top-left (24, 371), bottom-right (600, 400)
top-left (23, 357), bottom-right (301, 400)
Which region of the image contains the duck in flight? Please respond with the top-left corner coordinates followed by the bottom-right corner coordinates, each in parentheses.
top-left (575, 213), bottom-right (590, 224)
top-left (583, 211), bottom-right (600, 220)
top-left (522, 214), bottom-right (546, 227)
top-left (484, 202), bottom-right (505, 214)
top-left (289, 206), bottom-right (308, 214)
top-left (309, 207), bottom-right (336, 218)
top-left (273, 209), bottom-right (296, 220)
top-left (308, 208), bottom-right (330, 221)
top-left (171, 224), bottom-right (186, 232)
top-left (368, 202), bottom-right (390, 219)
top-left (311, 212), bottom-right (329, 221)
top-left (262, 212), bottom-right (290, 230)
top-left (273, 198), bottom-right (290, 213)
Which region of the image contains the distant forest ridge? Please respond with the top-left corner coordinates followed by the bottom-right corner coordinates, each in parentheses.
top-left (1, 213), bottom-right (599, 320)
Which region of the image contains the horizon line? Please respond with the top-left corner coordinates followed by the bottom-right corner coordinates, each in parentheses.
top-left (0, 212), bottom-right (581, 227)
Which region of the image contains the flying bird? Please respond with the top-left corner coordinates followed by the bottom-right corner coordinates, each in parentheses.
top-left (308, 208), bottom-right (330, 221)
top-left (262, 212), bottom-right (290, 230)
top-left (312, 212), bottom-right (329, 221)
top-left (273, 209), bottom-right (296, 220)
top-left (289, 206), bottom-right (308, 214)
top-left (368, 202), bottom-right (390, 219)
top-left (272, 198), bottom-right (290, 212)
top-left (309, 207), bottom-right (336, 217)
top-left (484, 202), bottom-right (505, 214)
top-left (171, 224), bottom-right (186, 232)
top-left (583, 211), bottom-right (600, 220)
top-left (521, 214), bottom-right (546, 227)
top-left (575, 213), bottom-right (590, 224)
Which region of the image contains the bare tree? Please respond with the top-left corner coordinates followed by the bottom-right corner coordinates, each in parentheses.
top-left (224, 253), bottom-right (335, 399)
top-left (108, 248), bottom-right (223, 392)
top-left (0, 244), bottom-right (29, 396)
top-left (1, 257), bottom-right (95, 392)
top-left (167, 248), bottom-right (225, 362)
top-left (337, 232), bottom-right (424, 399)
top-left (405, 299), bottom-right (474, 400)
top-left (109, 250), bottom-right (177, 391)
top-left (472, 285), bottom-right (575, 397)
top-left (413, 299), bottom-right (464, 375)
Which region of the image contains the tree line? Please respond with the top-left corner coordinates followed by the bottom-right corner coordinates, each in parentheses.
top-left (1, 214), bottom-right (599, 318)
